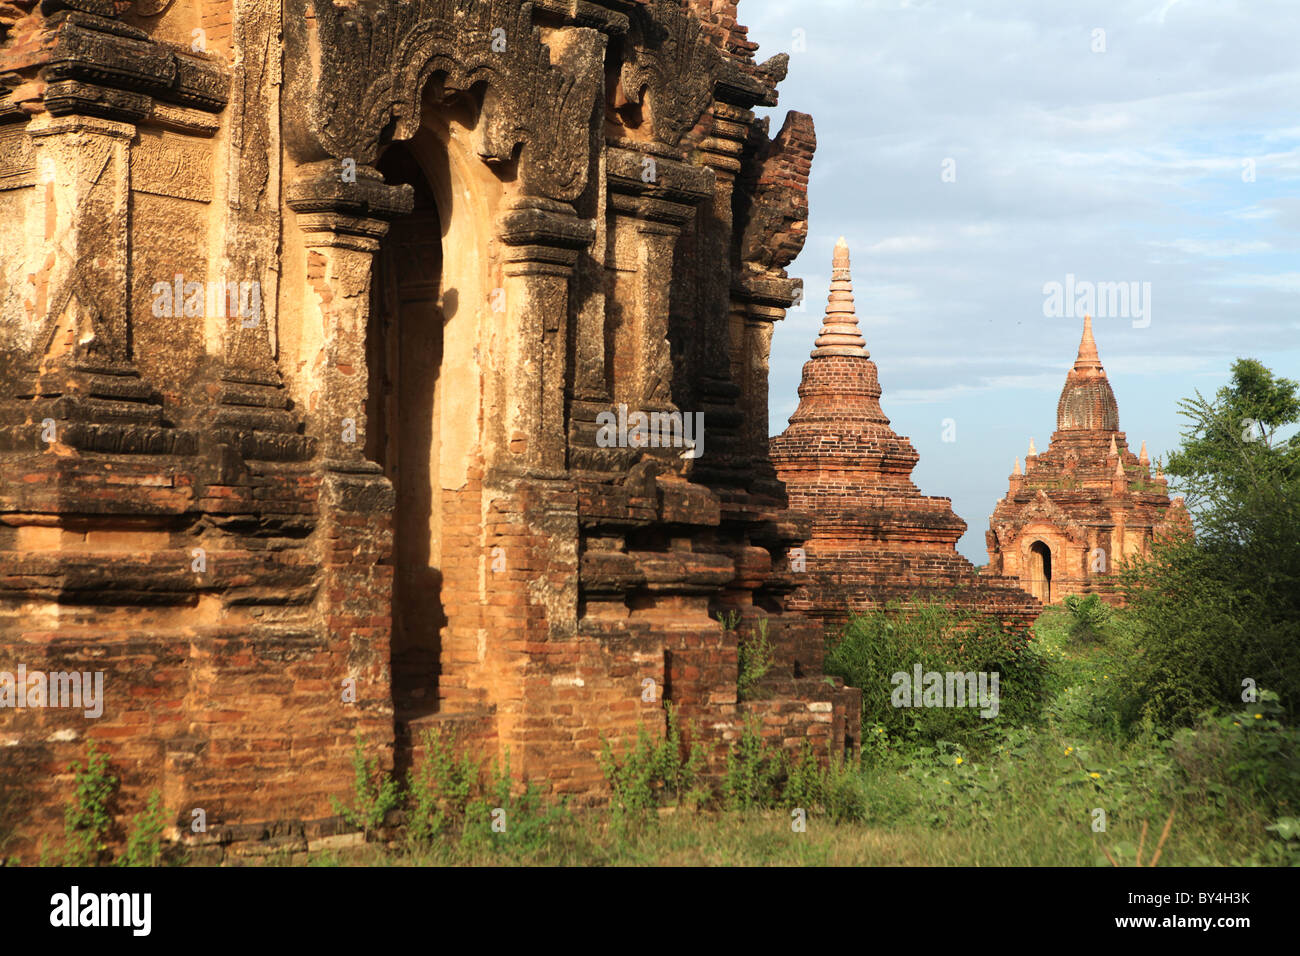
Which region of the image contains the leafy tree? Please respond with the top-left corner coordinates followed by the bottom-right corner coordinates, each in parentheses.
top-left (1120, 359), bottom-right (1300, 727)
top-left (1166, 357), bottom-right (1300, 545)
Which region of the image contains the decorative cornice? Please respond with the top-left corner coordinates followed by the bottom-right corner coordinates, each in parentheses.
top-left (286, 161), bottom-right (415, 221)
top-left (39, 10), bottom-right (228, 120)
top-left (532, 0), bottom-right (631, 34)
top-left (498, 196), bottom-right (594, 273)
top-left (606, 143), bottom-right (713, 227)
top-left (732, 274), bottom-right (802, 311)
top-left (713, 54), bottom-right (779, 109)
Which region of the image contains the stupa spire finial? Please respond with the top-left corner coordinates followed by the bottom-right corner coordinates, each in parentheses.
top-left (811, 237), bottom-right (868, 358)
top-left (1074, 314), bottom-right (1104, 372)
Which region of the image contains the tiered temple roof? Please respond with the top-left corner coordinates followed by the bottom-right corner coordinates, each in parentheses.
top-left (986, 316), bottom-right (1193, 604)
top-left (770, 239), bottom-right (1041, 629)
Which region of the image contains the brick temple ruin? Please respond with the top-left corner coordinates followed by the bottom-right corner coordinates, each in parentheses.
top-left (770, 239), bottom-right (1041, 630)
top-left (0, 0), bottom-right (863, 860)
top-left (986, 316), bottom-right (1193, 605)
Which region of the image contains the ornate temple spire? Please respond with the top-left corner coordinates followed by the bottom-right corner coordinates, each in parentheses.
top-left (1139, 440), bottom-right (1149, 465)
top-left (772, 232), bottom-right (1041, 631)
top-left (1114, 457), bottom-right (1125, 478)
top-left (1074, 313), bottom-right (1103, 374)
top-left (1013, 457), bottom-right (1022, 476)
top-left (1109, 435), bottom-right (1118, 457)
top-left (1028, 437), bottom-right (1037, 457)
top-left (811, 237), bottom-right (868, 358)
top-left (1057, 314), bottom-right (1120, 432)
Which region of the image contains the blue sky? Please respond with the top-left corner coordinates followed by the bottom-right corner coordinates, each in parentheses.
top-left (745, 0), bottom-right (1300, 562)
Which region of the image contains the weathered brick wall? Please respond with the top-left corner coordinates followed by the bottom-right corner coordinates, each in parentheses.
top-left (0, 0), bottom-right (861, 862)
top-left (0, 453), bottom-right (391, 860)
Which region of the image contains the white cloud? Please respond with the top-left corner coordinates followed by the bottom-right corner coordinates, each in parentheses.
top-left (746, 0), bottom-right (1300, 558)
top-left (864, 235), bottom-right (946, 254)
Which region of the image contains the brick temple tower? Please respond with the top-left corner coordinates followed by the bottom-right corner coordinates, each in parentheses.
top-left (0, 0), bottom-right (862, 860)
top-left (770, 239), bottom-right (1040, 630)
top-left (986, 316), bottom-right (1193, 604)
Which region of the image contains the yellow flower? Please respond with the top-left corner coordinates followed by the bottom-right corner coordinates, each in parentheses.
top-left (955, 757), bottom-right (963, 765)
top-left (942, 779), bottom-right (950, 785)
top-left (1064, 746), bottom-right (1073, 755)
top-left (1088, 772), bottom-right (1101, 779)
top-left (875, 727), bottom-right (884, 733)
top-left (1255, 714), bottom-right (1263, 720)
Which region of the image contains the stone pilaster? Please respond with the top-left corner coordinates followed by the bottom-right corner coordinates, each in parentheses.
top-left (733, 274), bottom-right (801, 495)
top-left (497, 196), bottom-right (594, 473)
top-left (286, 161), bottom-right (412, 471)
top-left (606, 143), bottom-right (711, 467)
top-left (0, 113), bottom-right (193, 454)
top-left (690, 100), bottom-right (754, 487)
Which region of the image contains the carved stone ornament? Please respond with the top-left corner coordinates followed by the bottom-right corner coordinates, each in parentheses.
top-left (617, 0), bottom-right (717, 147)
top-left (284, 0), bottom-right (605, 203)
top-left (38, 2), bottom-right (228, 119)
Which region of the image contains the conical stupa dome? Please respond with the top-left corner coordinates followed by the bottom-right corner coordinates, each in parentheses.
top-left (1056, 315), bottom-right (1119, 431)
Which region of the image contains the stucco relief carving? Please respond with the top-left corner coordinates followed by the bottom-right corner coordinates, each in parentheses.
top-left (285, 0), bottom-right (604, 203)
top-left (617, 0), bottom-right (716, 148)
top-left (998, 490), bottom-right (1089, 545)
top-left (0, 125), bottom-right (34, 188)
top-left (131, 131), bottom-right (212, 201)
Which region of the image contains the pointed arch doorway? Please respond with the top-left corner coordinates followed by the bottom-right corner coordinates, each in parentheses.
top-left (1028, 540), bottom-right (1052, 604)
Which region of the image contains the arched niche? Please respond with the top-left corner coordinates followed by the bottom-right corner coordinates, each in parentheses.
top-left (365, 87), bottom-right (509, 719)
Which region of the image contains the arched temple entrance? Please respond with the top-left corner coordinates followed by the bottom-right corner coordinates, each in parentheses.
top-left (1028, 540), bottom-right (1052, 604)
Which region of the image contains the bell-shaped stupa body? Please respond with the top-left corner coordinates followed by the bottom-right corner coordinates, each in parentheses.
top-left (986, 316), bottom-right (1193, 605)
top-left (770, 240), bottom-right (1041, 628)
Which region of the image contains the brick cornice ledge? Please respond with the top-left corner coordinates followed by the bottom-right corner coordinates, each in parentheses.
top-left (498, 196), bottom-right (595, 275)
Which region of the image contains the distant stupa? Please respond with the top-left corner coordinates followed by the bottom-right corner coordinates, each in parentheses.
top-left (986, 316), bottom-right (1193, 604)
top-left (770, 239), bottom-right (1041, 628)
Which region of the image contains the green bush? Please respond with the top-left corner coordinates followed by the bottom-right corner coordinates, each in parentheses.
top-left (819, 754), bottom-right (871, 824)
top-left (718, 610), bottom-right (776, 701)
top-left (1063, 593), bottom-right (1110, 645)
top-left (722, 717), bottom-right (783, 811)
top-left (1119, 537), bottom-right (1300, 729)
top-left (598, 704), bottom-right (708, 826)
top-left (782, 741), bottom-right (824, 811)
top-left (824, 600), bottom-right (1050, 752)
top-left (119, 791), bottom-right (167, 868)
top-left (63, 740), bottom-right (117, 867)
top-left (1181, 689), bottom-right (1300, 819)
top-left (330, 733), bottom-right (402, 836)
top-left (1119, 358), bottom-right (1300, 728)
top-left (406, 726), bottom-right (477, 845)
top-left (460, 751), bottom-right (568, 857)
top-left (737, 618), bottom-right (775, 700)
